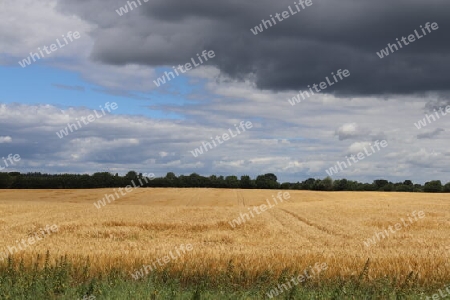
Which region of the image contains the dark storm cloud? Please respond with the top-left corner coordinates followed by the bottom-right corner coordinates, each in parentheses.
top-left (57, 0), bottom-right (450, 96)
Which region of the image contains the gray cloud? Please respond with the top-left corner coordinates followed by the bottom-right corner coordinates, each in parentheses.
top-left (424, 94), bottom-right (450, 112)
top-left (91, 88), bottom-right (151, 100)
top-left (56, 0), bottom-right (450, 96)
top-left (52, 84), bottom-right (85, 92)
top-left (417, 128), bottom-right (445, 139)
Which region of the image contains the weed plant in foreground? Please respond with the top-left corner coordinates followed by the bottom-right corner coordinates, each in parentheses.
top-left (0, 253), bottom-right (439, 299)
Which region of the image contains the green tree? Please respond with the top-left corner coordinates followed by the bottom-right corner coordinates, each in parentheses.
top-left (92, 172), bottom-right (114, 187)
top-left (424, 180), bottom-right (443, 193)
top-left (225, 176), bottom-right (239, 188)
top-left (301, 178), bottom-right (316, 190)
top-left (164, 172), bottom-right (177, 187)
top-left (403, 180), bottom-right (413, 186)
top-left (333, 179), bottom-right (349, 191)
top-left (443, 182), bottom-right (450, 193)
top-left (255, 173), bottom-right (279, 189)
top-left (0, 173), bottom-right (12, 188)
top-left (373, 179), bottom-right (389, 190)
top-left (321, 176), bottom-right (333, 191)
top-left (188, 173), bottom-right (202, 187)
top-left (395, 184), bottom-right (413, 192)
top-left (125, 171), bottom-right (138, 181)
top-left (240, 175), bottom-right (254, 189)
top-left (413, 184), bottom-right (423, 192)
top-left (280, 182), bottom-right (291, 189)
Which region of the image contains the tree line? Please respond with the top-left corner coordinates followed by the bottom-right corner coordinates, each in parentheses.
top-left (0, 171), bottom-right (448, 193)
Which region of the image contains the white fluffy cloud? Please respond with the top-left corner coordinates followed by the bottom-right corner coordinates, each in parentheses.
top-left (0, 136), bottom-right (12, 143)
top-left (0, 0), bottom-right (93, 59)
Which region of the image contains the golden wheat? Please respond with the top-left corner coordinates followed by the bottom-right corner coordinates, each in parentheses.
top-left (0, 189), bottom-right (448, 285)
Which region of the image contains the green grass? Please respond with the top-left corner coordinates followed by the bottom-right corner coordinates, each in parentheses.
top-left (0, 253), bottom-right (437, 299)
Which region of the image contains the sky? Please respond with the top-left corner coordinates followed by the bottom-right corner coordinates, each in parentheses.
top-left (0, 0), bottom-right (449, 184)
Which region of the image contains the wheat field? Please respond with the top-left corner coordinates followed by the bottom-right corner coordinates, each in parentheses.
top-left (0, 188), bottom-right (449, 287)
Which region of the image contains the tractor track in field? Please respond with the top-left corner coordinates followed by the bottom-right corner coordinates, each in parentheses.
top-left (235, 190), bottom-right (246, 207)
top-left (186, 189), bottom-right (207, 206)
top-left (279, 208), bottom-right (350, 238)
top-left (268, 208), bottom-right (303, 234)
top-left (268, 208), bottom-right (318, 246)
